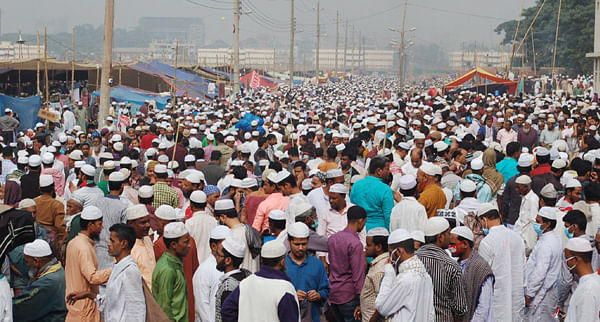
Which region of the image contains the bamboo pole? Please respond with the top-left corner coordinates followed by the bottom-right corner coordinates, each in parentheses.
top-left (551, 0), bottom-right (562, 79)
top-left (44, 26), bottom-right (49, 105)
top-left (36, 31), bottom-right (40, 94)
top-left (71, 27), bottom-right (75, 102)
top-left (172, 39), bottom-right (178, 109)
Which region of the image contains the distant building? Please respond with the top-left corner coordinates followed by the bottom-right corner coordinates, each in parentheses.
top-left (138, 17), bottom-right (205, 47)
top-left (0, 41), bottom-right (40, 60)
top-left (312, 49), bottom-right (394, 72)
top-left (197, 48), bottom-right (291, 71)
top-left (448, 50), bottom-right (516, 71)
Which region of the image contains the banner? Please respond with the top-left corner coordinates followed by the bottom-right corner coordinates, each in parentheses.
top-left (0, 94), bottom-right (42, 131)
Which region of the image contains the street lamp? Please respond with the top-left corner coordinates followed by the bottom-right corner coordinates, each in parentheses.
top-left (388, 26), bottom-right (416, 91)
top-left (16, 30), bottom-right (26, 95)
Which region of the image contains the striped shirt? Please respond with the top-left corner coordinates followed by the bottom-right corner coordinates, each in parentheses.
top-left (416, 243), bottom-right (468, 322)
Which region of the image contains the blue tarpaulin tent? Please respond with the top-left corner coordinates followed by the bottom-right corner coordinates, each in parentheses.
top-left (0, 94), bottom-right (41, 131)
top-left (91, 85), bottom-right (177, 112)
top-left (129, 61), bottom-right (215, 99)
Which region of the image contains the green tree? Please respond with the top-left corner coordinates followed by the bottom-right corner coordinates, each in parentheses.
top-left (495, 0), bottom-right (594, 74)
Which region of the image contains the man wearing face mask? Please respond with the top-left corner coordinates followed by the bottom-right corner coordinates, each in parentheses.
top-left (214, 236), bottom-right (250, 322)
top-left (374, 228), bottom-right (434, 321)
top-left (524, 207), bottom-right (562, 320)
top-left (563, 210), bottom-right (599, 270)
top-left (12, 239), bottom-right (67, 321)
top-left (562, 237), bottom-right (600, 321)
top-left (448, 226), bottom-right (494, 322)
top-left (476, 203), bottom-right (526, 322)
top-left (416, 217), bottom-right (467, 322)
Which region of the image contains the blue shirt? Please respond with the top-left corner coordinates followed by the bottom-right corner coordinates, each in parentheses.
top-left (496, 157), bottom-right (519, 184)
top-left (349, 176), bottom-right (394, 231)
top-left (285, 254), bottom-right (330, 321)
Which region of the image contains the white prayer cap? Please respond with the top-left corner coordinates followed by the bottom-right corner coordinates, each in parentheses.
top-left (388, 228), bottom-right (411, 244)
top-left (155, 205), bottom-right (178, 221)
top-left (538, 207), bottom-right (557, 220)
top-left (434, 141), bottom-right (448, 153)
top-left (419, 162), bottom-right (439, 176)
top-left (261, 240), bottom-right (287, 258)
top-left (99, 152), bottom-right (113, 160)
top-left (190, 191), bottom-right (207, 203)
top-left (476, 203), bottom-right (499, 217)
top-left (108, 171), bottom-right (125, 182)
top-left (113, 142), bottom-right (124, 152)
top-left (46, 146), bottom-right (57, 153)
top-left (210, 225), bottom-right (232, 239)
top-left (103, 160), bottom-right (116, 170)
top-left (168, 161), bottom-right (179, 170)
top-left (242, 178), bottom-right (257, 188)
top-left (18, 198), bottom-right (36, 209)
top-left (268, 209), bottom-right (286, 221)
top-left (326, 168), bottom-right (344, 179)
top-left (335, 144), bottom-right (345, 152)
top-left (39, 174), bottom-right (54, 187)
top-left (398, 174), bottom-right (417, 190)
top-left (329, 183), bottom-right (348, 194)
top-left (111, 134), bottom-right (122, 142)
top-left (367, 227), bottom-right (389, 237)
top-left (126, 204), bottom-right (149, 221)
top-left (163, 222), bottom-right (188, 239)
top-left (184, 154), bottom-right (196, 163)
top-left (41, 152), bottom-right (54, 164)
top-left (69, 150), bottom-right (83, 160)
top-left (158, 143), bottom-right (168, 150)
top-left (411, 230), bottom-right (425, 243)
top-left (154, 164), bottom-right (167, 174)
top-left (215, 199), bottom-right (235, 211)
top-left (518, 153), bottom-right (533, 167)
top-left (451, 226), bottom-right (474, 242)
top-left (186, 172), bottom-right (202, 184)
top-left (425, 217), bottom-right (450, 236)
top-left (81, 206), bottom-right (103, 220)
top-left (81, 164), bottom-right (95, 177)
top-left (552, 159), bottom-right (567, 169)
top-left (120, 156), bottom-right (132, 165)
top-left (470, 158), bottom-right (484, 171)
top-left (138, 185), bottom-right (153, 198)
top-left (540, 184), bottom-right (557, 199)
top-left (222, 236), bottom-right (246, 258)
top-left (351, 175), bottom-right (363, 184)
top-left (535, 147), bottom-right (550, 157)
top-left (460, 179), bottom-right (477, 193)
top-left (24, 239), bottom-right (52, 257)
top-left (28, 155), bottom-right (41, 167)
top-left (267, 171), bottom-right (285, 184)
top-left (515, 175), bottom-right (532, 185)
top-left (288, 222), bottom-right (310, 238)
top-left (15, 155), bottom-right (26, 166)
top-left (301, 179), bottom-right (312, 190)
top-left (566, 179), bottom-right (582, 189)
top-left (413, 132), bottom-right (426, 139)
top-left (566, 237), bottom-right (593, 253)
top-left (231, 179), bottom-right (244, 188)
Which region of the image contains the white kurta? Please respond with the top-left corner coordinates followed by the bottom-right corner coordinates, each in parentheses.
top-left (389, 197), bottom-right (427, 233)
top-left (0, 275), bottom-right (11, 322)
top-left (565, 273), bottom-right (600, 322)
top-left (98, 255), bottom-right (145, 322)
top-left (63, 110), bottom-right (76, 132)
top-left (193, 255), bottom-right (223, 322)
top-left (525, 231), bottom-right (563, 321)
top-left (185, 210), bottom-right (218, 263)
top-left (587, 203), bottom-right (600, 238)
top-left (478, 225), bottom-right (526, 322)
top-left (375, 259), bottom-right (435, 322)
top-left (514, 190), bottom-right (539, 254)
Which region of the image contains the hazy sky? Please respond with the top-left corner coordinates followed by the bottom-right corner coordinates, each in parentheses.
top-left (2, 0), bottom-right (535, 50)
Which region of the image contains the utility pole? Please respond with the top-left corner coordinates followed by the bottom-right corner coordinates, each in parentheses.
top-left (335, 11), bottom-right (339, 76)
top-left (399, 0), bottom-right (407, 90)
top-left (36, 31), bottom-right (40, 95)
top-left (351, 26), bottom-right (355, 72)
top-left (233, 0), bottom-right (240, 95)
top-left (358, 31), bottom-right (361, 72)
top-left (289, 0), bottom-right (295, 88)
top-left (99, 0), bottom-right (114, 125)
top-left (44, 26), bottom-right (48, 105)
top-left (343, 19), bottom-right (348, 73)
top-left (273, 48), bottom-right (276, 75)
top-left (172, 39), bottom-right (178, 107)
top-left (71, 27), bottom-right (75, 102)
top-left (315, 0), bottom-right (320, 82)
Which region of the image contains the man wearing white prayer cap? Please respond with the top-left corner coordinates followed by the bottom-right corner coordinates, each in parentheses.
top-left (34, 174), bottom-right (67, 251)
top-left (453, 179), bottom-right (482, 225)
top-left (152, 222), bottom-right (192, 322)
top-left (514, 173), bottom-right (539, 254)
top-left (151, 163), bottom-right (179, 209)
top-left (374, 228), bottom-right (435, 321)
top-left (284, 222), bottom-right (329, 321)
top-left (193, 225), bottom-right (232, 321)
top-left (125, 204), bottom-right (156, 290)
top-left (71, 164), bottom-right (104, 207)
top-left (390, 174), bottom-right (427, 233)
top-left (268, 209), bottom-right (288, 238)
top-left (13, 239), bottom-right (67, 321)
top-left (449, 226), bottom-right (494, 321)
top-left (416, 162), bottom-right (447, 218)
top-left (476, 202), bottom-right (526, 321)
top-left (416, 217), bottom-right (468, 321)
top-left (412, 230), bottom-right (425, 249)
top-left (563, 237), bottom-right (600, 321)
top-left (214, 236), bottom-right (250, 322)
top-left (220, 240), bottom-right (300, 322)
top-left (523, 206), bottom-right (562, 320)
top-left (64, 205), bottom-right (111, 322)
top-left (215, 199), bottom-right (260, 273)
top-left (360, 227), bottom-right (390, 322)
top-left (180, 171), bottom-right (205, 219)
top-left (185, 190), bottom-right (218, 263)
top-left (557, 179), bottom-right (583, 212)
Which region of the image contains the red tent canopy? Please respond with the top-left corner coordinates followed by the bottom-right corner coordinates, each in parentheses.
top-left (240, 70), bottom-right (278, 90)
top-left (444, 67), bottom-right (517, 94)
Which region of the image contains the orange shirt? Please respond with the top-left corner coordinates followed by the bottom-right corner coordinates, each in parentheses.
top-left (131, 236), bottom-right (156, 290)
top-left (418, 184), bottom-right (447, 218)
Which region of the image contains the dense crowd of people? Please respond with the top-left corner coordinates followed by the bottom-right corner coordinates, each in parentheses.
top-left (0, 75), bottom-right (599, 322)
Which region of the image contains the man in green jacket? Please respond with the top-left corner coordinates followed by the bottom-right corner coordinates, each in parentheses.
top-left (152, 222), bottom-right (191, 322)
top-left (13, 239), bottom-right (67, 321)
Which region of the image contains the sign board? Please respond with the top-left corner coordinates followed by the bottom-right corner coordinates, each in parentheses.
top-left (37, 109), bottom-right (59, 123)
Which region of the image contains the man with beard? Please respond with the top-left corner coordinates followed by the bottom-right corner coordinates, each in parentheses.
top-left (64, 206), bottom-right (112, 322)
top-left (214, 236), bottom-right (250, 322)
top-left (74, 101), bottom-right (88, 131)
top-left (185, 190), bottom-right (218, 263)
top-left (126, 204), bottom-right (156, 290)
top-left (34, 174), bottom-right (67, 257)
top-left (181, 171), bottom-right (204, 219)
top-left (152, 222), bottom-right (191, 322)
top-left (518, 120), bottom-right (538, 150)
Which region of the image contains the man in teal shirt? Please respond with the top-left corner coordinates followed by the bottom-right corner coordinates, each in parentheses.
top-left (350, 156), bottom-right (395, 231)
top-left (152, 222), bottom-right (191, 322)
top-left (496, 142), bottom-right (521, 184)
